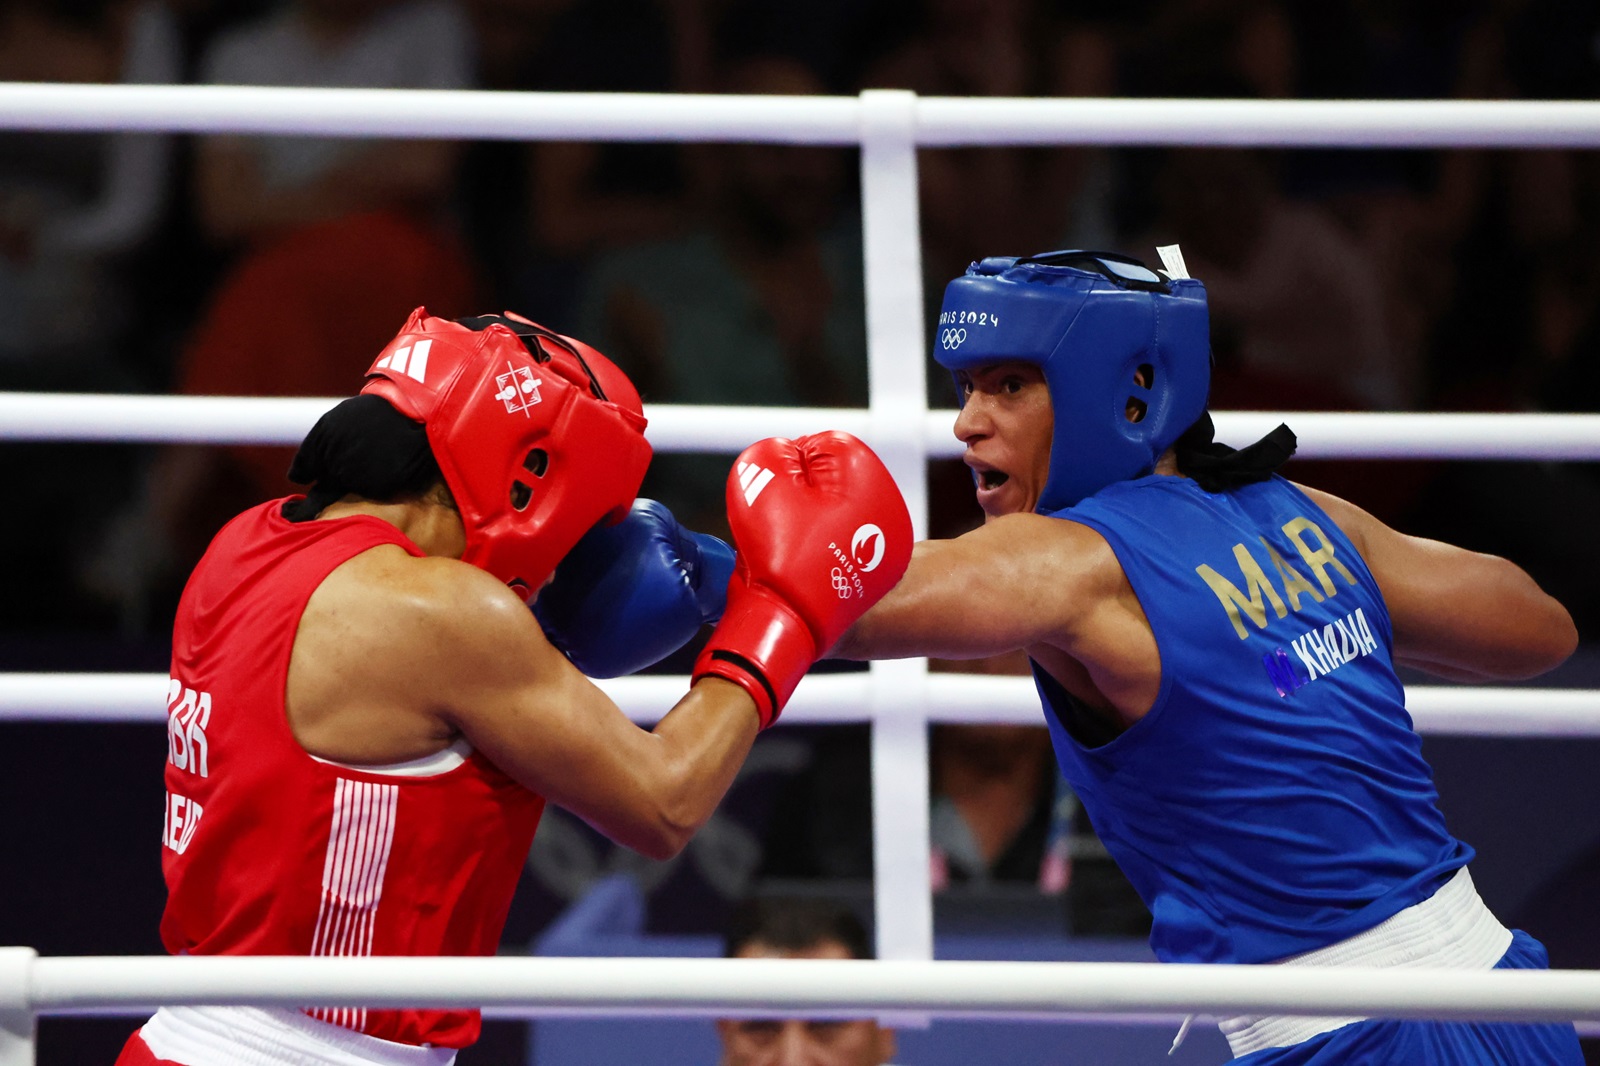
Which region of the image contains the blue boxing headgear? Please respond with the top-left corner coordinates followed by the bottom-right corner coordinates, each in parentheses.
top-left (935, 250), bottom-right (1211, 512)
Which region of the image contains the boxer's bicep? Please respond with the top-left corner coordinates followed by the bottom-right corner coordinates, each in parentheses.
top-left (833, 514), bottom-right (1107, 661)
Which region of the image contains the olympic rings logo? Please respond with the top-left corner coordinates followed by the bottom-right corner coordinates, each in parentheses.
top-left (940, 328), bottom-right (967, 350)
top-left (831, 567), bottom-right (853, 598)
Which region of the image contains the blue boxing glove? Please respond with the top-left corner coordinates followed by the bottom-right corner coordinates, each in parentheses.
top-left (533, 499), bottom-right (736, 678)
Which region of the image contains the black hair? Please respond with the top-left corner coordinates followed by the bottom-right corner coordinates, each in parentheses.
top-left (282, 394), bottom-right (448, 522)
top-left (723, 897), bottom-right (873, 961)
top-left (1172, 412), bottom-right (1297, 493)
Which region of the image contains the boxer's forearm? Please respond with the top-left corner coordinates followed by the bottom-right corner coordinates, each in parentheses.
top-left (508, 675), bottom-right (759, 863)
top-left (617, 678), bottom-right (759, 860)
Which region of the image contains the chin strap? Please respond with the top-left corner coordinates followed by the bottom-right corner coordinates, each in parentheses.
top-left (1173, 411), bottom-right (1297, 493)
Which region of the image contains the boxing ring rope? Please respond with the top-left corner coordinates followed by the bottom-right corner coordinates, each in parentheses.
top-left (8, 672), bottom-right (1600, 738)
top-left (4, 394), bottom-right (1600, 460)
top-left (3, 84), bottom-right (1599, 1060)
top-left (2, 82), bottom-right (1600, 148)
top-left (4, 949), bottom-right (1600, 1023)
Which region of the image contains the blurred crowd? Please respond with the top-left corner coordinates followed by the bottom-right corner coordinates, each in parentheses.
top-left (2, 0), bottom-right (1597, 634)
top-left (4, 0), bottom-right (1600, 944)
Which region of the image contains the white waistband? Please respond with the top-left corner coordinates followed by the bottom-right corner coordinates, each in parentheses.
top-left (1218, 867), bottom-right (1512, 1058)
top-left (140, 1006), bottom-right (458, 1066)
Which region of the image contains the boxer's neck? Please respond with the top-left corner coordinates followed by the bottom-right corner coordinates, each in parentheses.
top-left (317, 495), bottom-right (466, 559)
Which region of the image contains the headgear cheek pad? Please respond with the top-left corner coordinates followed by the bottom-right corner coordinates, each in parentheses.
top-left (934, 251), bottom-right (1211, 512)
top-left (362, 308), bottom-right (653, 599)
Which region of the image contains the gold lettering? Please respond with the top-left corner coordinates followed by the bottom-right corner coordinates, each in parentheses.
top-left (1282, 517), bottom-right (1357, 597)
top-left (1259, 538), bottom-right (1324, 612)
top-left (1196, 544), bottom-right (1288, 640)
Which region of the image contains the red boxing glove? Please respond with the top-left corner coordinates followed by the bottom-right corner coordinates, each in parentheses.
top-left (693, 431), bottom-right (913, 727)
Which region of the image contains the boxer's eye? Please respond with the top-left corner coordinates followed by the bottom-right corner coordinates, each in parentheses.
top-left (510, 482), bottom-right (533, 511)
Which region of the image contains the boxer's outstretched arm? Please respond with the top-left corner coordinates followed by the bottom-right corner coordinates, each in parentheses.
top-left (1299, 485), bottom-right (1577, 681)
top-left (830, 512), bottom-right (1118, 661)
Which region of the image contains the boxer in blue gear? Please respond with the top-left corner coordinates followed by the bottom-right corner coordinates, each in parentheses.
top-left (834, 250), bottom-right (1583, 1064)
top-left (535, 499), bottom-right (735, 678)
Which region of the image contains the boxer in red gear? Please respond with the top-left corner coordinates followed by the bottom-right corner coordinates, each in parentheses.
top-left (116, 311), bottom-right (911, 1066)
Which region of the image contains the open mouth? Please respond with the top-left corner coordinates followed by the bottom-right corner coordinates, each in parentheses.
top-left (977, 468), bottom-right (1010, 491)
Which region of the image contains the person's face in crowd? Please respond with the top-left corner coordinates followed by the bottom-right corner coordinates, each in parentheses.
top-left (952, 362), bottom-right (1054, 519)
top-left (716, 939), bottom-right (896, 1066)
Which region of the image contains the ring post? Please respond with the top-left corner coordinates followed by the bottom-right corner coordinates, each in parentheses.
top-left (0, 948), bottom-right (37, 1066)
top-left (859, 87), bottom-right (935, 980)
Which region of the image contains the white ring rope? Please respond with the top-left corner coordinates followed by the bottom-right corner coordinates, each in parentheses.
top-left (2, 84), bottom-right (1600, 149)
top-left (6, 673), bottom-right (1600, 737)
top-left (3, 951), bottom-right (1599, 1025)
top-left (3, 394), bottom-right (1600, 461)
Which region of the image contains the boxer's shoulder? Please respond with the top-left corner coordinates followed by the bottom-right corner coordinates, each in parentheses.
top-left (304, 546), bottom-right (539, 663)
top-left (291, 545), bottom-right (559, 747)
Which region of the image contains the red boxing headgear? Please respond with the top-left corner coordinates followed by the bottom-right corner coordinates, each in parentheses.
top-left (361, 308), bottom-right (652, 599)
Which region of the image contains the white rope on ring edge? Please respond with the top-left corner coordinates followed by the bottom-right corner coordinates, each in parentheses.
top-left (1, 84), bottom-right (1600, 149)
top-left (4, 673), bottom-right (1600, 736)
top-left (3, 394), bottom-right (1600, 461)
top-left (2, 951), bottom-right (1599, 1024)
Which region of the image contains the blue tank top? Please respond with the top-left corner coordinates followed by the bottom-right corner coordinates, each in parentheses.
top-left (1039, 474), bottom-right (1470, 965)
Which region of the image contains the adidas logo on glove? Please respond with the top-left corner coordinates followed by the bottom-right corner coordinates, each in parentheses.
top-left (736, 461), bottom-right (775, 506)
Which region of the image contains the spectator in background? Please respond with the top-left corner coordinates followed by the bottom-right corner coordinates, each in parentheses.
top-left (1153, 147), bottom-right (1404, 411)
top-left (1032, 9), bottom-right (1123, 254)
top-left (1385, 1), bottom-right (1600, 634)
top-left (1142, 146), bottom-right (1449, 531)
top-left (926, 659), bottom-right (1150, 936)
top-left (0, 0), bottom-right (179, 380)
top-left (926, 660), bottom-right (1057, 890)
top-left (193, 0), bottom-right (468, 246)
top-left (521, 0), bottom-right (708, 261)
top-left (1282, 0), bottom-right (1497, 409)
top-left (865, 0), bottom-right (1038, 300)
top-left (86, 0), bottom-right (478, 628)
top-left (718, 897), bottom-right (896, 1066)
top-left (457, 0), bottom-right (706, 321)
top-left (578, 53), bottom-right (866, 532)
top-left (181, 0), bottom-right (478, 511)
top-left (0, 0), bottom-right (181, 632)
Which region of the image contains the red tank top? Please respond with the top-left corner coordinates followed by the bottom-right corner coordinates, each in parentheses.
top-left (161, 499), bottom-right (546, 1048)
